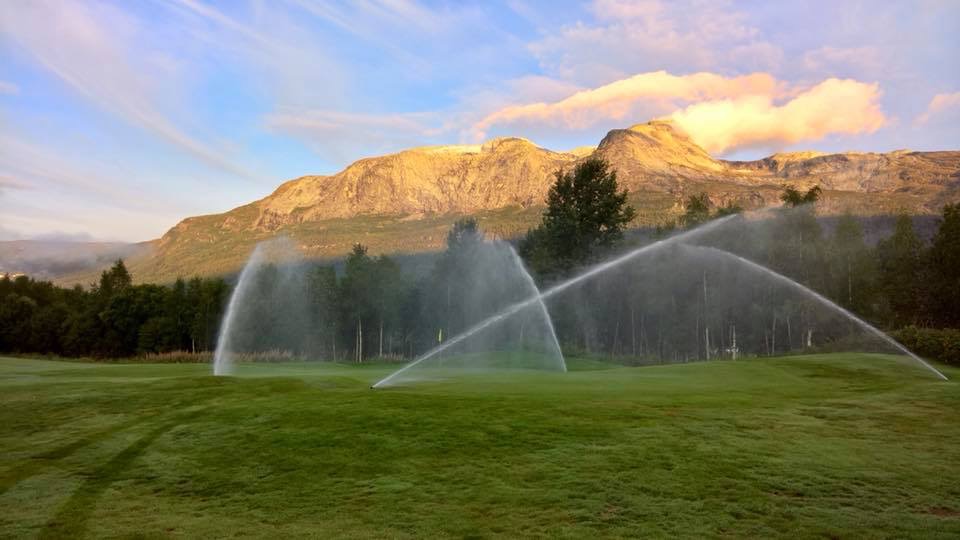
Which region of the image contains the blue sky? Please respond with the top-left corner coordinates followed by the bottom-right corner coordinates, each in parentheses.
top-left (1, 0), bottom-right (958, 241)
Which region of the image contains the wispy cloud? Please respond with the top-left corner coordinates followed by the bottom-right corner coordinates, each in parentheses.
top-left (288, 0), bottom-right (456, 38)
top-left (0, 80), bottom-right (18, 95)
top-left (0, 134), bottom-right (168, 211)
top-left (470, 71), bottom-right (782, 140)
top-left (265, 108), bottom-right (453, 163)
top-left (915, 92), bottom-right (960, 125)
top-left (170, 0), bottom-right (276, 47)
top-left (282, 0), bottom-right (435, 76)
top-left (530, 0), bottom-right (782, 84)
top-left (267, 73), bottom-right (589, 163)
top-left (0, 0), bottom-right (261, 181)
top-left (0, 0), bottom-right (956, 241)
top-left (28, 231), bottom-right (97, 242)
top-left (802, 46), bottom-right (884, 79)
top-left (0, 174), bottom-right (28, 192)
top-left (0, 134), bottom-right (194, 241)
top-left (161, 0), bottom-right (350, 112)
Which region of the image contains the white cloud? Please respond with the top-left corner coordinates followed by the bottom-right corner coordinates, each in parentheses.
top-left (273, 70), bottom-right (888, 160)
top-left (470, 71), bottom-right (782, 140)
top-left (470, 71), bottom-right (885, 155)
top-left (668, 78), bottom-right (886, 154)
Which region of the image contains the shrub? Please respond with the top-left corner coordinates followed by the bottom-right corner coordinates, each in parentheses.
top-left (893, 326), bottom-right (960, 365)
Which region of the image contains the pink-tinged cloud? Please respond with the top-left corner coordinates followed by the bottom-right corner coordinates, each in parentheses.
top-left (470, 71), bottom-right (782, 140)
top-left (916, 92), bottom-right (960, 125)
top-left (471, 71), bottom-right (885, 155)
top-left (0, 174), bottom-right (29, 191)
top-left (668, 78), bottom-right (886, 154)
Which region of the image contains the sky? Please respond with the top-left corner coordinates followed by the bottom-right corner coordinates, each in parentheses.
top-left (1, 0), bottom-right (958, 242)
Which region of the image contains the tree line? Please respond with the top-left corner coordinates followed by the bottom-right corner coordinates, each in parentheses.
top-left (1, 158), bottom-right (957, 362)
top-left (0, 263), bottom-right (227, 357)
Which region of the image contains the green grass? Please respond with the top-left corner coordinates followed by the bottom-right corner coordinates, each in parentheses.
top-left (1, 354), bottom-right (958, 538)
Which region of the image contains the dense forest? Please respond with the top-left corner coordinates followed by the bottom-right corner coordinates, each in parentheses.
top-left (1, 160), bottom-right (958, 365)
top-left (0, 266), bottom-right (227, 358)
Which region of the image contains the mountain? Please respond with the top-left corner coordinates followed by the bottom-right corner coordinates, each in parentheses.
top-left (253, 137), bottom-right (577, 228)
top-left (56, 121), bottom-right (960, 285)
top-left (598, 121), bottom-right (960, 208)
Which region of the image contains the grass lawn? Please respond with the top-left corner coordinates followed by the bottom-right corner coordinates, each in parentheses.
top-left (1, 354), bottom-right (958, 538)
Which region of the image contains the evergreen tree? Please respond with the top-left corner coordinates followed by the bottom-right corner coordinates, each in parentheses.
top-left (928, 203), bottom-right (960, 326)
top-left (780, 185), bottom-right (822, 207)
top-left (164, 278), bottom-right (190, 351)
top-left (877, 214), bottom-right (925, 327)
top-left (187, 277), bottom-right (227, 352)
top-left (680, 193), bottom-right (711, 229)
top-left (430, 219), bottom-right (486, 340)
top-left (98, 259), bottom-right (132, 296)
top-left (308, 265), bottom-right (339, 359)
top-left (0, 268), bottom-right (228, 358)
top-left (371, 256), bottom-right (404, 358)
top-left (337, 244), bottom-right (404, 361)
top-left (520, 158), bottom-right (635, 275)
top-left (0, 293), bottom-right (36, 352)
top-left (445, 217), bottom-right (482, 255)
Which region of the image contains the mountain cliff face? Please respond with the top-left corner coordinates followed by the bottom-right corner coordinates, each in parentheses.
top-left (62, 121), bottom-right (960, 284)
top-left (236, 120), bottom-right (959, 235)
top-left (250, 137), bottom-right (578, 230)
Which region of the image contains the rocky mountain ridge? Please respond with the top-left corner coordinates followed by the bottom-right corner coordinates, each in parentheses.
top-left (60, 120), bottom-right (960, 284)
top-left (206, 120), bottom-right (958, 236)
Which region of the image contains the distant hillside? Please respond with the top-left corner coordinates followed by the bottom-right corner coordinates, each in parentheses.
top-left (58, 120), bottom-right (960, 285)
top-left (0, 240), bottom-right (148, 282)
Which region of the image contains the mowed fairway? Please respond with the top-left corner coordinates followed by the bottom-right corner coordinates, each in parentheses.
top-left (1, 355), bottom-right (958, 538)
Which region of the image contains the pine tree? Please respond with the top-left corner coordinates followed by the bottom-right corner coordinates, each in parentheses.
top-left (680, 193), bottom-right (711, 229)
top-left (520, 158), bottom-right (635, 275)
top-left (780, 185), bottom-right (822, 207)
top-left (928, 203), bottom-right (960, 327)
top-left (877, 214), bottom-right (924, 327)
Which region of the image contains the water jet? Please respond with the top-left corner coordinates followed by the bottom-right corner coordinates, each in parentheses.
top-left (372, 215), bottom-right (737, 388)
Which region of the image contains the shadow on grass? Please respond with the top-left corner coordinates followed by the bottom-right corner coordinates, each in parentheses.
top-left (0, 382), bottom-right (225, 499)
top-left (38, 409), bottom-right (207, 539)
top-left (0, 415), bottom-right (147, 497)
